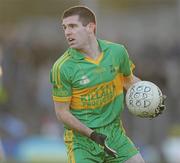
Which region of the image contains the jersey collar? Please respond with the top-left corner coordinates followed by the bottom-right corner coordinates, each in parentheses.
top-left (68, 39), bottom-right (109, 60)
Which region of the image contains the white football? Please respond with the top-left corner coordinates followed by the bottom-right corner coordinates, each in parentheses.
top-left (125, 81), bottom-right (163, 118)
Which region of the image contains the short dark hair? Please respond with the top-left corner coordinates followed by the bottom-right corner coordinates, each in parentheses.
top-left (62, 6), bottom-right (96, 26)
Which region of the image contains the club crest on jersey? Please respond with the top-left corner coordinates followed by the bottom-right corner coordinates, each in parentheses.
top-left (80, 75), bottom-right (90, 85)
top-left (109, 65), bottom-right (119, 74)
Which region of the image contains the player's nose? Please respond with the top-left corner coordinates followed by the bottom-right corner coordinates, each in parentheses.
top-left (64, 28), bottom-right (72, 36)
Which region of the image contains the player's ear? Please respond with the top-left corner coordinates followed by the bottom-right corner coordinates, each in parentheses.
top-left (87, 23), bottom-right (96, 34)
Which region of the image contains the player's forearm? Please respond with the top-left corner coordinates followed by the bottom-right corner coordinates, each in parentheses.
top-left (124, 75), bottom-right (141, 90)
top-left (55, 108), bottom-right (93, 137)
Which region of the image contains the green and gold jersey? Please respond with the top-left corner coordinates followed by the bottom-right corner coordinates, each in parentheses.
top-left (50, 39), bottom-right (134, 128)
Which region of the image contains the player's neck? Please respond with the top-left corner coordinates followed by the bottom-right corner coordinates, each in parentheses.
top-left (79, 37), bottom-right (101, 60)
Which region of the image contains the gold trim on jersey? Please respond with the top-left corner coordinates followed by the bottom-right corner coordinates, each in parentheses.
top-left (120, 120), bottom-right (126, 134)
top-left (131, 63), bottom-right (135, 70)
top-left (64, 130), bottom-right (76, 163)
top-left (53, 96), bottom-right (71, 102)
top-left (84, 52), bottom-right (103, 65)
top-left (52, 52), bottom-right (71, 85)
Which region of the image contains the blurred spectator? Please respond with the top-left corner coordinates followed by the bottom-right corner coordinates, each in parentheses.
top-left (0, 113), bottom-right (27, 139)
top-left (142, 145), bottom-right (161, 163)
top-left (0, 138), bottom-right (5, 162)
top-left (40, 114), bottom-right (63, 139)
top-left (162, 124), bottom-right (180, 163)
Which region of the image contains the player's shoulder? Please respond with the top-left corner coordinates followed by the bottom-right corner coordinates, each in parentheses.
top-left (51, 50), bottom-right (73, 73)
top-left (99, 39), bottom-right (126, 51)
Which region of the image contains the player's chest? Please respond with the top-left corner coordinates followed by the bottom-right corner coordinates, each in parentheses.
top-left (72, 58), bottom-right (119, 89)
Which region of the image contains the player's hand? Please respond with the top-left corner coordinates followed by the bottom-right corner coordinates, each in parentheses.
top-left (150, 95), bottom-right (166, 118)
top-left (90, 131), bottom-right (118, 158)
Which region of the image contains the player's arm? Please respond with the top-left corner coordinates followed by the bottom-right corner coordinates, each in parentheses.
top-left (54, 101), bottom-right (93, 137)
top-left (123, 75), bottom-right (141, 91)
top-left (119, 46), bottom-right (141, 91)
top-left (54, 101), bottom-right (117, 157)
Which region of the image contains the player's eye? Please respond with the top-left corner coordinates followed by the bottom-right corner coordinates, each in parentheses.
top-left (62, 25), bottom-right (66, 30)
top-left (69, 24), bottom-right (78, 29)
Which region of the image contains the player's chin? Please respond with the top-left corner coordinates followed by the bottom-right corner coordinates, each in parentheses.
top-left (69, 44), bottom-right (79, 49)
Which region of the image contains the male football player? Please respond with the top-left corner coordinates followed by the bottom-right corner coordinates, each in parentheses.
top-left (50, 5), bottom-right (165, 163)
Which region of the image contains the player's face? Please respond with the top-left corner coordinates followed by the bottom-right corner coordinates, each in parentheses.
top-left (62, 15), bottom-right (94, 49)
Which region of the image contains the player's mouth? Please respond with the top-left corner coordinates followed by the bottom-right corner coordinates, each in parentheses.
top-left (67, 38), bottom-right (75, 45)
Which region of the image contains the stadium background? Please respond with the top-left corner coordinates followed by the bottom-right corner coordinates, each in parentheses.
top-left (0, 0), bottom-right (180, 162)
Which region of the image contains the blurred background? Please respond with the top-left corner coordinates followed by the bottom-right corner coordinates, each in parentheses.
top-left (0, 0), bottom-right (180, 163)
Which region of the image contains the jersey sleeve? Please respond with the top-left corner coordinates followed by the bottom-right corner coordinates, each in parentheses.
top-left (50, 64), bottom-right (72, 102)
top-left (119, 46), bottom-right (135, 81)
